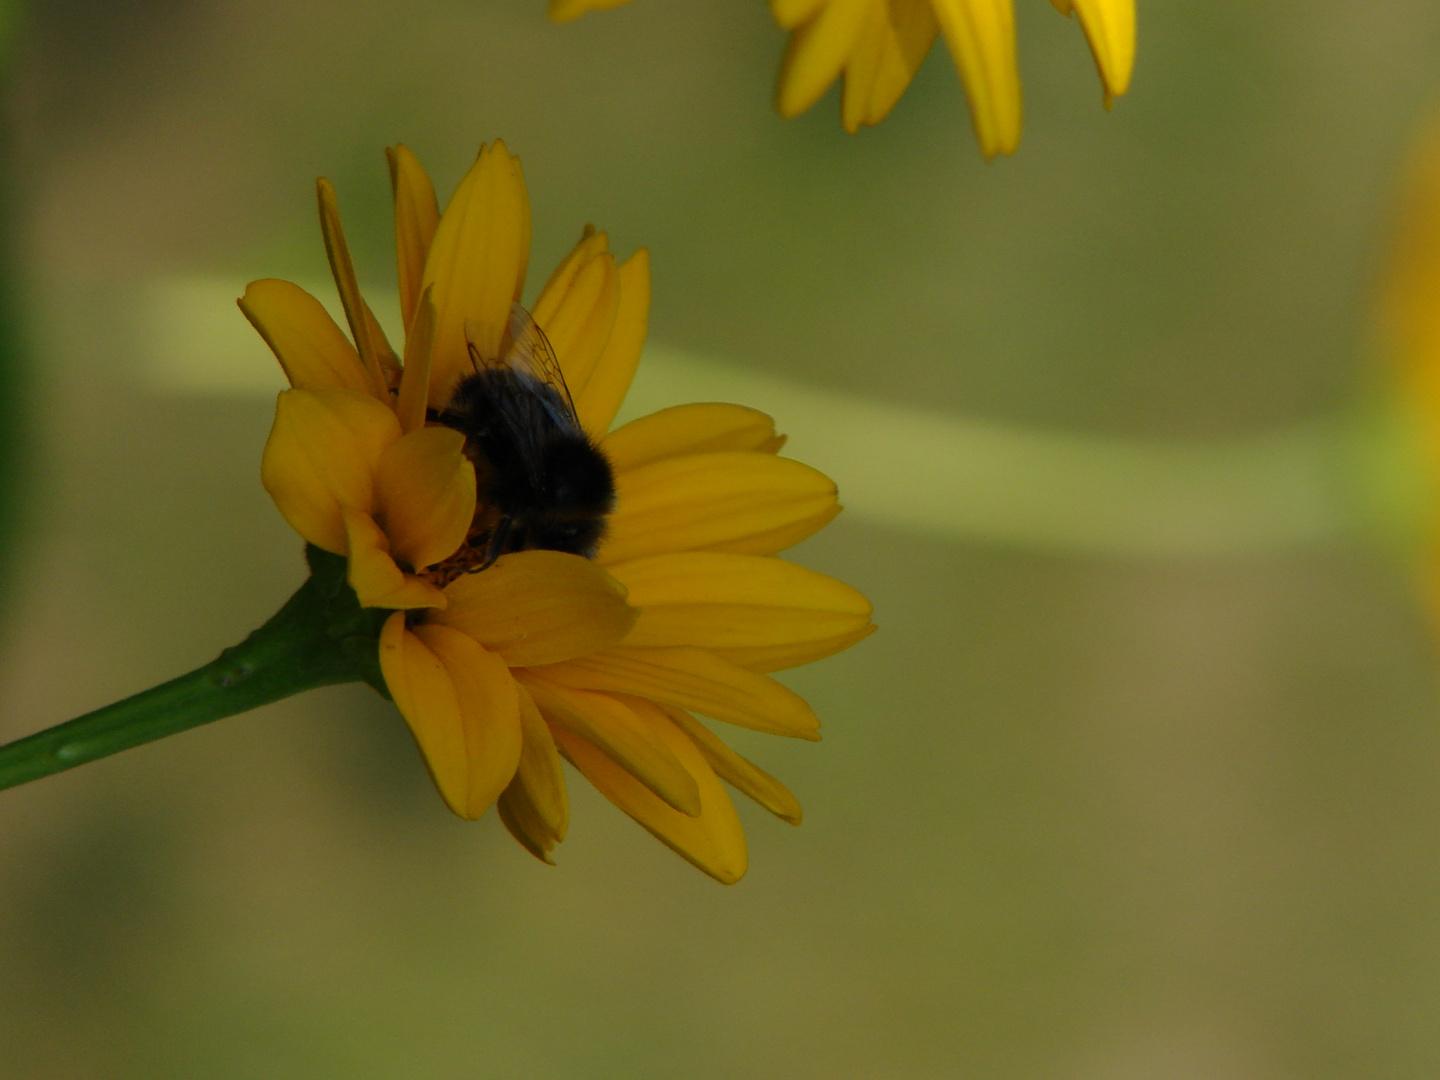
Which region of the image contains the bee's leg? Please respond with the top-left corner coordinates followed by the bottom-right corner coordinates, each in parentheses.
top-left (480, 516), bottom-right (514, 569)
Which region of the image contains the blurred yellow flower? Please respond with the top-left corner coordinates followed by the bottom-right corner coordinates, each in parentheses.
top-left (550, 0), bottom-right (1135, 156)
top-left (240, 142), bottom-right (874, 882)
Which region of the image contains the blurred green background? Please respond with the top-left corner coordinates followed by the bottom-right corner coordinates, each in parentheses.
top-left (4, 1), bottom-right (1440, 1077)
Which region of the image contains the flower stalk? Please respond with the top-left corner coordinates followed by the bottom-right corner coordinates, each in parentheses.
top-left (0, 547), bottom-right (386, 794)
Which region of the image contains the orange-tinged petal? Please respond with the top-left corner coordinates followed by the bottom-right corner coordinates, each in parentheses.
top-left (498, 684), bottom-right (570, 862)
top-left (343, 507), bottom-right (448, 609)
top-left (373, 426), bottom-right (475, 570)
top-left (519, 676), bottom-right (702, 816)
top-left (775, 0), bottom-right (870, 118)
top-left (1062, 0), bottom-right (1135, 104)
top-left (395, 288), bottom-right (436, 435)
top-left (712, 623), bottom-right (877, 673)
top-left (423, 141), bottom-right (531, 408)
top-left (598, 451), bottom-right (838, 564)
top-left (432, 550), bottom-right (638, 667)
top-left (534, 248), bottom-right (620, 399)
top-left (576, 249), bottom-right (650, 438)
top-left (552, 704), bottom-right (748, 884)
top-left (664, 706), bottom-right (802, 824)
top-left (238, 279), bottom-right (374, 395)
top-left (602, 403), bottom-right (781, 473)
top-left (841, 0), bottom-right (938, 133)
top-left (412, 623), bottom-right (523, 819)
top-left (316, 178), bottom-right (394, 397)
top-left (387, 144), bottom-right (441, 333)
top-left (379, 613), bottom-right (470, 816)
top-left (261, 387), bottom-right (400, 553)
top-left (931, 0), bottom-right (1022, 157)
top-left (610, 551), bottom-right (872, 650)
top-left (533, 646), bottom-right (822, 740)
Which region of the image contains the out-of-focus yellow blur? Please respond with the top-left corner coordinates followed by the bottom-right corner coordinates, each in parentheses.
top-left (4, 2), bottom-right (1440, 1077)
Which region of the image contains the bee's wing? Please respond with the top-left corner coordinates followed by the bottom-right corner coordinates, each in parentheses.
top-left (506, 304), bottom-right (583, 429)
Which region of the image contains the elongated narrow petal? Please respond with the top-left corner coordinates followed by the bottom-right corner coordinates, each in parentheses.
top-left (379, 614), bottom-right (470, 816)
top-left (423, 141), bottom-right (531, 407)
top-left (317, 178), bottom-right (393, 397)
top-left (1063, 0), bottom-right (1135, 104)
top-left (343, 508), bottom-right (447, 609)
top-left (665, 707), bottom-right (803, 824)
top-left (712, 624), bottom-right (877, 673)
top-left (534, 247), bottom-right (620, 399)
top-left (520, 675), bottom-right (703, 816)
top-left (773, 0), bottom-right (829, 31)
top-left (531, 226), bottom-right (608, 329)
top-left (498, 684), bottom-right (570, 862)
top-left (776, 0), bottom-right (871, 118)
top-left (395, 288), bottom-right (436, 435)
top-left (841, 0), bottom-right (939, 132)
top-left (238, 279), bottom-right (375, 395)
top-left (931, 0), bottom-right (1022, 157)
top-left (261, 387), bottom-right (400, 553)
top-left (599, 451), bottom-right (838, 564)
top-left (552, 705), bottom-right (748, 884)
top-left (387, 144), bottom-right (441, 332)
top-left (610, 551), bottom-right (872, 650)
top-left (431, 550), bottom-right (638, 667)
top-left (533, 646), bottom-right (821, 740)
top-left (412, 623), bottom-right (524, 819)
top-left (602, 402), bottom-right (781, 473)
top-left (576, 249), bottom-right (650, 438)
top-left (372, 426), bottom-right (475, 570)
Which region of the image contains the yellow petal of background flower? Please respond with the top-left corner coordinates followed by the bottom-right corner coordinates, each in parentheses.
top-left (497, 685), bottom-right (570, 863)
top-left (260, 387), bottom-right (400, 553)
top-left (373, 426), bottom-right (475, 570)
top-left (575, 249), bottom-right (650, 438)
top-left (533, 646), bottom-right (822, 740)
top-left (520, 676), bottom-right (703, 816)
top-left (387, 143), bottom-right (441, 333)
top-left (1059, 0), bottom-right (1135, 105)
top-left (602, 402), bottom-right (782, 473)
top-left (548, 0), bottom-right (635, 23)
top-left (423, 141), bottom-right (531, 407)
top-left (610, 551), bottom-right (873, 651)
top-left (317, 178), bottom-right (396, 397)
top-left (379, 613), bottom-right (471, 817)
top-left (534, 242), bottom-right (620, 399)
top-left (841, 0), bottom-right (939, 133)
top-left (551, 705), bottom-right (748, 884)
top-left (599, 451), bottom-right (838, 564)
top-left (412, 623), bottom-right (524, 820)
top-left (431, 550), bottom-right (638, 667)
top-left (931, 0), bottom-right (1022, 158)
top-left (711, 624), bottom-right (877, 673)
top-left (772, 0), bottom-right (829, 30)
top-left (775, 0), bottom-right (870, 118)
top-left (343, 507), bottom-right (448, 609)
top-left (238, 279), bottom-right (374, 396)
top-left (663, 706), bottom-right (802, 825)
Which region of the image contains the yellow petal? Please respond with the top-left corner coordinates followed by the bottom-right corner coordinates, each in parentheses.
top-left (598, 451), bottom-right (839, 564)
top-left (772, 0), bottom-right (829, 31)
top-left (379, 614), bottom-right (468, 816)
top-left (663, 706), bottom-right (802, 824)
top-left (548, 0), bottom-right (635, 22)
top-left (343, 507), bottom-right (448, 609)
top-left (551, 703), bottom-right (748, 884)
top-left (316, 178), bottom-right (394, 397)
top-left (519, 676), bottom-right (703, 816)
top-left (610, 551), bottom-right (872, 651)
top-left (775, 0), bottom-right (871, 118)
top-left (534, 246), bottom-right (620, 399)
top-left (576, 249), bottom-right (650, 438)
top-left (712, 623), bottom-right (877, 673)
top-left (532, 646), bottom-right (822, 740)
top-left (602, 402), bottom-right (781, 474)
top-left (1064, 0), bottom-right (1135, 104)
top-left (531, 226), bottom-right (608, 330)
top-left (238, 279), bottom-right (374, 395)
top-left (423, 141), bottom-right (531, 408)
top-left (395, 288), bottom-right (436, 435)
top-left (497, 684), bottom-right (570, 862)
top-left (931, 0), bottom-right (1022, 158)
top-left (372, 426), bottom-right (475, 570)
top-left (386, 144), bottom-right (441, 333)
top-left (431, 550), bottom-right (638, 667)
top-left (412, 623), bottom-right (524, 819)
top-left (260, 387), bottom-right (400, 553)
top-left (841, 0), bottom-right (938, 133)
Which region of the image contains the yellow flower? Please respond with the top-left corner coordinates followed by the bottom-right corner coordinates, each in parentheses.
top-left (549, 0), bottom-right (1135, 157)
top-left (240, 142), bottom-right (875, 882)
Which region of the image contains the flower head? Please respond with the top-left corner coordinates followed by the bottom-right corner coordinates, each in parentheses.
top-left (241, 142), bottom-right (874, 882)
top-left (550, 0), bottom-right (1135, 157)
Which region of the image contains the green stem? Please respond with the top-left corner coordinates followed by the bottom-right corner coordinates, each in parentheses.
top-left (0, 546), bottom-right (388, 794)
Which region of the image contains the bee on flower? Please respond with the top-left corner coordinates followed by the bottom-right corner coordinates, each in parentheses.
top-left (240, 141), bottom-right (875, 883)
